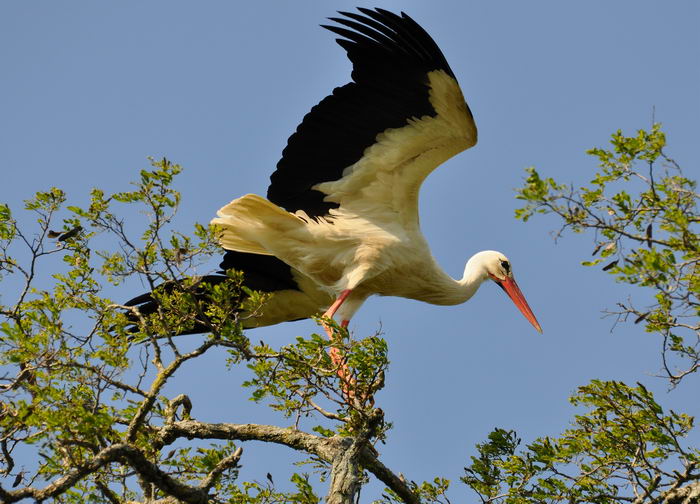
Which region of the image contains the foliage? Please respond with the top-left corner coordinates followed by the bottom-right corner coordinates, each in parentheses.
top-left (516, 124), bottom-right (699, 385)
top-left (460, 125), bottom-right (699, 503)
top-left (244, 325), bottom-right (388, 435)
top-left (0, 159), bottom-right (394, 503)
top-left (462, 380), bottom-right (698, 503)
top-left (375, 477), bottom-right (452, 504)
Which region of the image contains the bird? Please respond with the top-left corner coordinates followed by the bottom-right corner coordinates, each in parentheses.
top-left (126, 8), bottom-right (541, 349)
top-left (210, 8), bottom-right (541, 333)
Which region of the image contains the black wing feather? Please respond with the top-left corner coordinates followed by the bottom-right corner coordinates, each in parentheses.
top-left (267, 8), bottom-right (456, 218)
top-left (356, 8), bottom-right (441, 66)
top-left (327, 17), bottom-right (401, 52)
top-left (123, 251), bottom-right (302, 335)
top-left (216, 250), bottom-right (298, 292)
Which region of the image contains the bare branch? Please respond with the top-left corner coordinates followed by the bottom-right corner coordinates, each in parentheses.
top-left (157, 420), bottom-right (337, 462)
top-left (165, 394), bottom-right (192, 423)
top-left (199, 446), bottom-right (243, 493)
top-left (127, 339), bottom-right (218, 442)
top-left (0, 443), bottom-right (208, 504)
top-left (360, 449), bottom-right (421, 504)
top-left (156, 418), bottom-right (422, 503)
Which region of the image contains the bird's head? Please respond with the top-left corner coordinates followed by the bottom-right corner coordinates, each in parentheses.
top-left (472, 250), bottom-right (543, 333)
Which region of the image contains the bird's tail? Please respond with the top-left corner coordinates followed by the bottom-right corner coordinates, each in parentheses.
top-left (210, 194), bottom-right (304, 255)
top-left (122, 250), bottom-right (308, 336)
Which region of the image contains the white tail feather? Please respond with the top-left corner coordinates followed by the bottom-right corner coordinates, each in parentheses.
top-left (210, 194), bottom-right (302, 255)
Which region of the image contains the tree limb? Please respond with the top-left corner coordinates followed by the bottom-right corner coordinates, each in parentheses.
top-left (662, 480), bottom-right (700, 504)
top-left (199, 446), bottom-right (243, 493)
top-left (0, 443), bottom-right (209, 504)
top-left (360, 451), bottom-right (421, 504)
top-left (157, 419), bottom-right (422, 503)
top-left (157, 420), bottom-right (338, 462)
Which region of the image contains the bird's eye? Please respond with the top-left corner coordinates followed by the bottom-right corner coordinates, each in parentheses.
top-left (500, 260), bottom-right (510, 272)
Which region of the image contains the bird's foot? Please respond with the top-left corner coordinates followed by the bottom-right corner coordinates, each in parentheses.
top-left (325, 325), bottom-right (356, 399)
top-left (325, 321), bottom-right (374, 408)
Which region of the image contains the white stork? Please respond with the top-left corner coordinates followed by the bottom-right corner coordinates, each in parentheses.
top-left (210, 8), bottom-right (541, 335)
top-left (127, 8), bottom-right (541, 342)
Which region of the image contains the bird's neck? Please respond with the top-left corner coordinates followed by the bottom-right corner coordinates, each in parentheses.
top-left (460, 260), bottom-right (490, 300)
top-left (420, 258), bottom-right (487, 306)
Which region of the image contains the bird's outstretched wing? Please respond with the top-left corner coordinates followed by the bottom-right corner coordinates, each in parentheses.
top-left (267, 8), bottom-right (477, 229)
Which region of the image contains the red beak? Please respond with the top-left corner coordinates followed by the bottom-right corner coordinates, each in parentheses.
top-left (493, 275), bottom-right (542, 333)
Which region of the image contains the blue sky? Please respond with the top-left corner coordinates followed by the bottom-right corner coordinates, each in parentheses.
top-left (2, 1), bottom-right (699, 500)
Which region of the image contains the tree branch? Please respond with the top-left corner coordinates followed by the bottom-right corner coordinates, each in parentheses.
top-left (157, 419), bottom-right (337, 461)
top-left (199, 446), bottom-right (243, 493)
top-left (360, 449), bottom-right (421, 504)
top-left (156, 418), bottom-right (423, 503)
top-left (127, 340), bottom-right (217, 442)
top-left (661, 480), bottom-right (700, 504)
top-left (0, 443), bottom-right (208, 504)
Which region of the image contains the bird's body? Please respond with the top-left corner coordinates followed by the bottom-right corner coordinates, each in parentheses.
top-left (127, 7), bottom-right (541, 337)
top-left (213, 193), bottom-right (485, 323)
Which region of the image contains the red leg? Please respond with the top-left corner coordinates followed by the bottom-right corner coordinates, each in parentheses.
top-left (320, 289), bottom-right (352, 341)
top-left (322, 289), bottom-right (352, 320)
top-left (321, 290), bottom-right (355, 399)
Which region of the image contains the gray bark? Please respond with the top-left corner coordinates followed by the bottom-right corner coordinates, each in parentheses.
top-left (663, 481), bottom-right (700, 504)
top-left (326, 438), bottom-right (363, 504)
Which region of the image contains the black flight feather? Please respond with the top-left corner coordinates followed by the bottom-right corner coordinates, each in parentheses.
top-left (267, 8), bottom-right (457, 219)
top-left (123, 251), bottom-right (302, 335)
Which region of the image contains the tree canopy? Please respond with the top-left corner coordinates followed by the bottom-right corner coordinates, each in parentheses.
top-left (462, 125), bottom-right (699, 504)
top-left (0, 126), bottom-right (697, 503)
